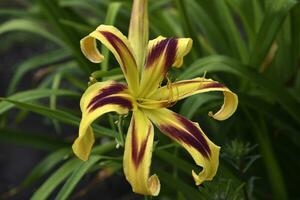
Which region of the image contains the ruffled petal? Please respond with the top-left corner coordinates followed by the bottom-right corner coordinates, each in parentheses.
top-left (73, 81), bottom-right (134, 161)
top-left (80, 25), bottom-right (139, 94)
top-left (144, 108), bottom-right (220, 185)
top-left (123, 109), bottom-right (160, 196)
top-left (149, 77), bottom-right (238, 121)
top-left (138, 36), bottom-right (192, 98)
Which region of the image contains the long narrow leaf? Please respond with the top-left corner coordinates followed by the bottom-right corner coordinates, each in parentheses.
top-left (31, 159), bottom-right (81, 200)
top-left (0, 19), bottom-right (64, 46)
top-left (0, 89), bottom-right (79, 114)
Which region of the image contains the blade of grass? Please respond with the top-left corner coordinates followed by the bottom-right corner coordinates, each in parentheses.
top-left (211, 0), bottom-right (248, 62)
top-left (244, 110), bottom-right (288, 200)
top-left (179, 93), bottom-right (220, 119)
top-left (186, 0), bottom-right (227, 54)
top-left (56, 142), bottom-right (115, 200)
top-left (0, 89), bottom-right (79, 114)
top-left (3, 148), bottom-right (70, 198)
top-left (0, 19), bottom-right (64, 46)
top-left (31, 159), bottom-right (81, 200)
top-left (50, 73), bottom-right (63, 133)
top-left (248, 0), bottom-right (297, 67)
top-left (37, 0), bottom-right (96, 74)
top-left (101, 2), bottom-right (122, 71)
top-left (55, 156), bottom-right (101, 200)
top-left (0, 128), bottom-right (69, 150)
top-left (7, 49), bottom-right (71, 95)
top-left (158, 169), bottom-right (205, 199)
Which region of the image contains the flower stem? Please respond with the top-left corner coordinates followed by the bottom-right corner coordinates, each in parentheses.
top-left (116, 115), bottom-right (125, 147)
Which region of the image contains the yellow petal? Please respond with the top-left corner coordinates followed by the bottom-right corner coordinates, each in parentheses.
top-left (138, 36), bottom-right (193, 98)
top-left (80, 25), bottom-right (139, 94)
top-left (128, 0), bottom-right (149, 71)
top-left (144, 108), bottom-right (220, 185)
top-left (123, 109), bottom-right (160, 196)
top-left (72, 81), bottom-right (134, 161)
top-left (150, 77), bottom-right (238, 121)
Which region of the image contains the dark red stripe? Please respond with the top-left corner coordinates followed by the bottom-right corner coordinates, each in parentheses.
top-left (87, 83), bottom-right (127, 109)
top-left (201, 82), bottom-right (225, 89)
top-left (175, 114), bottom-right (211, 156)
top-left (131, 119), bottom-right (152, 168)
top-left (164, 39), bottom-right (178, 72)
top-left (100, 31), bottom-right (136, 72)
top-left (159, 122), bottom-right (210, 158)
top-left (146, 38), bottom-right (178, 72)
top-left (88, 96), bottom-right (132, 112)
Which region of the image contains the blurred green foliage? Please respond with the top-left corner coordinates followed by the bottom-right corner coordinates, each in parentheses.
top-left (0, 0), bottom-right (300, 199)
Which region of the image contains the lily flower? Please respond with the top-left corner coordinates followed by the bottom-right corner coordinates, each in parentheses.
top-left (72, 0), bottom-right (238, 196)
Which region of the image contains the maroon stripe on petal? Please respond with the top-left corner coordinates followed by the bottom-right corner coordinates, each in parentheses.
top-left (159, 125), bottom-right (210, 158)
top-left (175, 114), bottom-right (211, 156)
top-left (88, 83), bottom-right (127, 109)
top-left (100, 31), bottom-right (136, 72)
top-left (88, 96), bottom-right (132, 112)
top-left (131, 120), bottom-right (152, 168)
top-left (131, 119), bottom-right (138, 167)
top-left (201, 82), bottom-right (225, 89)
top-left (164, 39), bottom-right (178, 72)
top-left (146, 38), bottom-right (178, 72)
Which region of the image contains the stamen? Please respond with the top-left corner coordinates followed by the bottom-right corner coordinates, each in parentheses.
top-left (202, 71), bottom-right (207, 79)
top-left (166, 74), bottom-right (179, 108)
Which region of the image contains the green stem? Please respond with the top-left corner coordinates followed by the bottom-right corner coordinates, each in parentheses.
top-left (245, 110), bottom-right (288, 200)
top-left (144, 195), bottom-right (152, 200)
top-left (50, 72), bottom-right (62, 133)
top-left (116, 115), bottom-right (125, 147)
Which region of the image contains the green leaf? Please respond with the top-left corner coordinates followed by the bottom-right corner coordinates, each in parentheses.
top-left (186, 0), bottom-right (229, 54)
top-left (248, 0), bottom-right (297, 67)
top-left (0, 9), bottom-right (29, 17)
top-left (211, 0), bottom-right (248, 62)
top-left (21, 148), bottom-right (71, 189)
top-left (157, 169), bottom-right (205, 200)
top-left (179, 93), bottom-right (220, 119)
top-left (0, 89), bottom-right (80, 114)
top-left (37, 0), bottom-right (96, 74)
top-left (0, 128), bottom-right (69, 150)
top-left (244, 111), bottom-right (288, 200)
top-left (91, 68), bottom-right (123, 79)
top-left (155, 149), bottom-right (193, 175)
top-left (101, 2), bottom-right (123, 71)
top-left (55, 156), bottom-right (100, 200)
top-left (7, 49), bottom-right (70, 95)
top-left (50, 73), bottom-right (63, 133)
top-left (59, 0), bottom-right (105, 18)
top-left (31, 159), bottom-right (81, 200)
top-left (59, 19), bottom-right (91, 33)
top-left (0, 19), bottom-right (64, 46)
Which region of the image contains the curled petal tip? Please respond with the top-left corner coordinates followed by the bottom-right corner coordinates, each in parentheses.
top-left (192, 144), bottom-right (220, 186)
top-left (147, 174), bottom-right (161, 196)
top-left (209, 92), bottom-right (238, 121)
top-left (172, 38), bottom-right (193, 68)
top-left (80, 36), bottom-right (104, 63)
top-left (72, 126), bottom-right (95, 161)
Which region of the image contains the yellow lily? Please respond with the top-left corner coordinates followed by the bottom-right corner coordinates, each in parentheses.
top-left (72, 0), bottom-right (238, 196)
